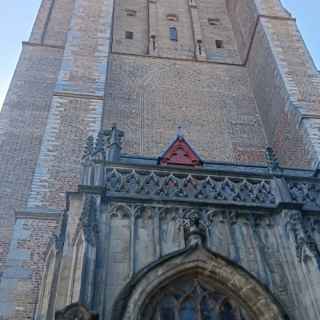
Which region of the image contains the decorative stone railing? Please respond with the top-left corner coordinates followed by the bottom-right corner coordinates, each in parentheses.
top-left (79, 127), bottom-right (320, 211)
top-left (104, 166), bottom-right (277, 207)
top-left (287, 177), bottom-right (320, 210)
top-left (79, 159), bottom-right (320, 211)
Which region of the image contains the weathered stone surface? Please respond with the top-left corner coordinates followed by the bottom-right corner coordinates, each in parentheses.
top-left (35, 156), bottom-right (320, 320)
top-left (1, 0), bottom-right (320, 319)
top-left (55, 303), bottom-right (98, 320)
top-left (103, 54), bottom-right (266, 162)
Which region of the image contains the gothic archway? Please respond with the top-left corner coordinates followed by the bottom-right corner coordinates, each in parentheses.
top-left (111, 245), bottom-right (288, 320)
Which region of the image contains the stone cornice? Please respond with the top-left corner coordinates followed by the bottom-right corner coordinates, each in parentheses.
top-left (22, 41), bottom-right (65, 50)
top-left (53, 91), bottom-right (104, 101)
top-left (15, 207), bottom-right (62, 221)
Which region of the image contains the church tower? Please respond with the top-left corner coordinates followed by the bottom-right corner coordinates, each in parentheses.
top-left (1, 0), bottom-right (320, 319)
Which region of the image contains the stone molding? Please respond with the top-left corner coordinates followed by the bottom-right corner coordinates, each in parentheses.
top-left (53, 91), bottom-right (105, 101)
top-left (15, 207), bottom-right (62, 221)
top-left (112, 244), bottom-right (288, 320)
top-left (22, 41), bottom-right (65, 50)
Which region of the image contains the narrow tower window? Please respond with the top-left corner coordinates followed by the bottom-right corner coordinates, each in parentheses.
top-left (215, 40), bottom-right (223, 48)
top-left (125, 31), bottom-right (134, 39)
top-left (197, 40), bottom-right (202, 55)
top-left (169, 27), bottom-right (178, 41)
top-left (151, 35), bottom-right (156, 51)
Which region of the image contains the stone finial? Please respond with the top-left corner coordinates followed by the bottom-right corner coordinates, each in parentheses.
top-left (265, 146), bottom-right (280, 172)
top-left (176, 126), bottom-right (184, 138)
top-left (83, 136), bottom-right (95, 159)
top-left (94, 130), bottom-right (106, 156)
top-left (104, 124), bottom-right (124, 161)
top-left (183, 211), bottom-right (206, 247)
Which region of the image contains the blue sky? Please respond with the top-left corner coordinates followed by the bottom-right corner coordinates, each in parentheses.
top-left (0, 0), bottom-right (319, 108)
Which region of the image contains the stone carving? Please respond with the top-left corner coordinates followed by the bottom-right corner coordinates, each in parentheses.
top-left (75, 196), bottom-right (98, 246)
top-left (105, 168), bottom-right (277, 206)
top-left (103, 124), bottom-right (124, 161)
top-left (95, 131), bottom-right (105, 153)
top-left (265, 146), bottom-right (281, 173)
top-left (178, 209), bottom-right (207, 246)
top-left (286, 211), bottom-right (320, 267)
top-left (83, 136), bottom-right (95, 159)
top-left (81, 125), bottom-right (125, 162)
top-left (55, 303), bottom-right (98, 320)
top-left (288, 180), bottom-right (320, 209)
top-left (107, 203), bottom-right (275, 233)
top-left (46, 210), bottom-right (68, 256)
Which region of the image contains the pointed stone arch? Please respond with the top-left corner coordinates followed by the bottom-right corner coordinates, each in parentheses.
top-left (111, 244), bottom-right (289, 320)
top-left (109, 203), bottom-right (132, 219)
top-left (36, 247), bottom-right (57, 320)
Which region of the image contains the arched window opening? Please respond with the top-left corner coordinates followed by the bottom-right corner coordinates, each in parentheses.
top-left (68, 235), bottom-right (85, 304)
top-left (144, 277), bottom-right (251, 320)
top-left (151, 35), bottom-right (156, 51)
top-left (37, 250), bottom-right (56, 319)
top-left (169, 27), bottom-right (178, 41)
top-left (197, 40), bottom-right (202, 55)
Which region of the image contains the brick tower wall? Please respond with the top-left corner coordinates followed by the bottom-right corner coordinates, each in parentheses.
top-left (227, 0), bottom-right (320, 168)
top-left (0, 0), bottom-right (114, 317)
top-left (0, 0), bottom-right (320, 319)
top-left (0, 1), bottom-right (74, 316)
top-left (104, 0), bottom-right (268, 163)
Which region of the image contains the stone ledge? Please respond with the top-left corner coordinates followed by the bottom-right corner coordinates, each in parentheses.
top-left (22, 41), bottom-right (65, 50)
top-left (259, 14), bottom-right (296, 22)
top-left (111, 51), bottom-right (245, 67)
top-left (15, 208), bottom-right (62, 221)
top-left (53, 91), bottom-right (104, 101)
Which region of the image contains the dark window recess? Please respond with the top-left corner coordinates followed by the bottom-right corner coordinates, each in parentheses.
top-left (151, 35), bottom-right (156, 51)
top-left (208, 18), bottom-right (220, 25)
top-left (197, 39), bottom-right (202, 55)
top-left (215, 40), bottom-right (223, 48)
top-left (169, 27), bottom-right (177, 41)
top-left (125, 31), bottom-right (134, 39)
top-left (125, 9), bottom-right (137, 16)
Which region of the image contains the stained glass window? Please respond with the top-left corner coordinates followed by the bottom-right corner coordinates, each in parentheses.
top-left (145, 277), bottom-right (251, 320)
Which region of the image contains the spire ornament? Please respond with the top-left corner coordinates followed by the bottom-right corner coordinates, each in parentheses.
top-left (103, 124), bottom-right (124, 161)
top-left (265, 146), bottom-right (281, 173)
top-left (83, 136), bottom-right (95, 159)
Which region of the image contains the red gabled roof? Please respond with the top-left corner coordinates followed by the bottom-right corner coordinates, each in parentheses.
top-left (159, 135), bottom-right (202, 167)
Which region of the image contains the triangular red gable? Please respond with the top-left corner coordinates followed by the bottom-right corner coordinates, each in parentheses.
top-left (159, 136), bottom-right (202, 166)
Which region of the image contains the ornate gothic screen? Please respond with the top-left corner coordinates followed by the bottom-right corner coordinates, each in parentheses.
top-left (142, 276), bottom-right (252, 320)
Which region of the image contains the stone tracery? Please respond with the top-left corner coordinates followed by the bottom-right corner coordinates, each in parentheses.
top-left (143, 277), bottom-right (251, 320)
